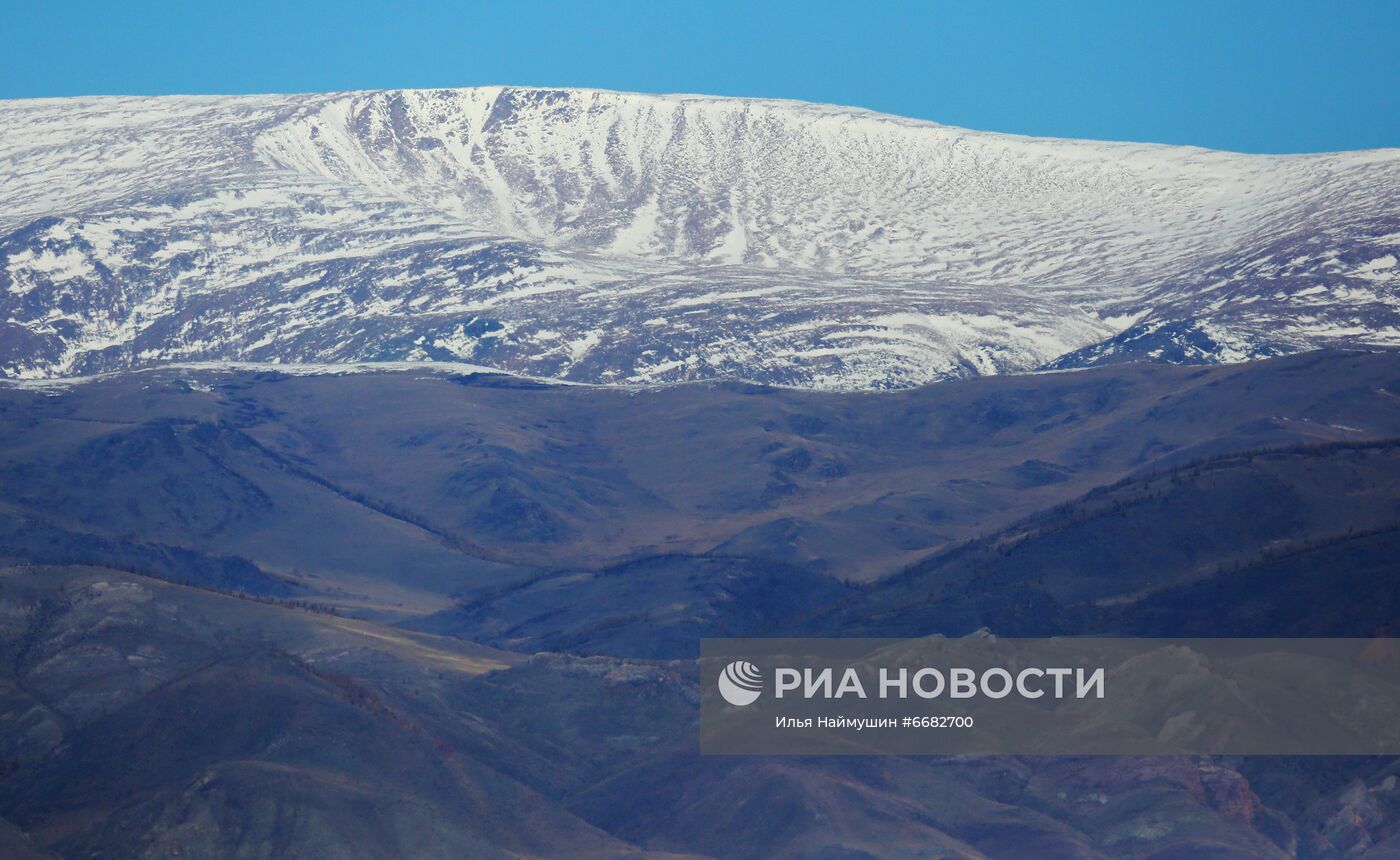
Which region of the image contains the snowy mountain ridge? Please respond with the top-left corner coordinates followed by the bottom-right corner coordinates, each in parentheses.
top-left (2, 86), bottom-right (1397, 387)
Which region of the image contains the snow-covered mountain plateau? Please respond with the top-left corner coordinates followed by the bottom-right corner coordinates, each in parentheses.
top-left (2, 87), bottom-right (1396, 388)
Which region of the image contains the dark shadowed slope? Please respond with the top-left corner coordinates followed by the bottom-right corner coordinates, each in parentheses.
top-left (801, 437), bottom-right (1400, 638)
top-left (408, 554), bottom-right (855, 659)
top-left (0, 564), bottom-right (696, 858)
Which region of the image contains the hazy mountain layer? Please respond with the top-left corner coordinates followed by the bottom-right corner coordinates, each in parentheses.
top-left (5, 350), bottom-right (1398, 626)
top-left (3, 352), bottom-right (1400, 856)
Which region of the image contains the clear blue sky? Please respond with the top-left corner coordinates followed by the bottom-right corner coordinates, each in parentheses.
top-left (4, 1), bottom-right (1396, 153)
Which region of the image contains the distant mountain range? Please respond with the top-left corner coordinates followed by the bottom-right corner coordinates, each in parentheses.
top-left (2, 87), bottom-right (1396, 387)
